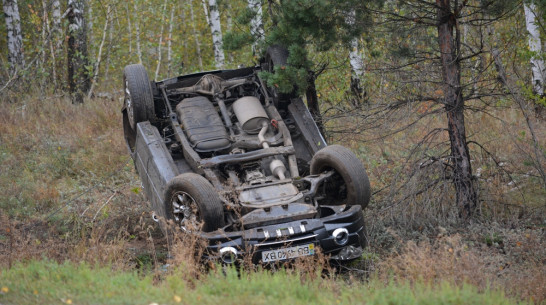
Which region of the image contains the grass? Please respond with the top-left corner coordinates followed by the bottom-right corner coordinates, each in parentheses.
top-left (0, 260), bottom-right (523, 305)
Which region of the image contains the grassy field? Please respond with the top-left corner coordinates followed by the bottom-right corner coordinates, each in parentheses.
top-left (0, 93), bottom-right (544, 304)
top-left (0, 260), bottom-right (523, 305)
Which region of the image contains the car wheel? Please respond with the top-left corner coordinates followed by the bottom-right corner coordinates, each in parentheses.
top-left (164, 173), bottom-right (225, 232)
top-left (123, 64), bottom-right (155, 130)
top-left (310, 145), bottom-right (371, 209)
top-left (263, 45), bottom-right (297, 107)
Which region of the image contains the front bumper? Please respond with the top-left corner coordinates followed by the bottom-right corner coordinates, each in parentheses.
top-left (199, 205), bottom-right (367, 264)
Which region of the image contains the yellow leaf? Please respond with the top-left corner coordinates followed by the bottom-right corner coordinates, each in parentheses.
top-left (1, 287), bottom-right (8, 293)
top-left (174, 295), bottom-right (182, 303)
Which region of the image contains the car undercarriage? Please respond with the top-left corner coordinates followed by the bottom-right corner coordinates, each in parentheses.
top-left (122, 46), bottom-right (371, 264)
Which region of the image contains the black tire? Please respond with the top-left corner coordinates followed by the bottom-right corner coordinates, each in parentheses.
top-left (310, 145), bottom-right (371, 209)
top-left (263, 45), bottom-right (297, 106)
top-left (123, 64), bottom-right (155, 130)
top-left (164, 173), bottom-right (225, 232)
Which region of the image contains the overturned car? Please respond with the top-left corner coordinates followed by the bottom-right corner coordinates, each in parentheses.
top-left (122, 46), bottom-right (371, 264)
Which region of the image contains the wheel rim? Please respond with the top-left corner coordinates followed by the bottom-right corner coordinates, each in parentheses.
top-left (125, 79), bottom-right (134, 126)
top-left (171, 191), bottom-right (201, 231)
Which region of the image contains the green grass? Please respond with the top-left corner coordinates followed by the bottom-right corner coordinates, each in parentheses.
top-left (0, 260), bottom-right (523, 305)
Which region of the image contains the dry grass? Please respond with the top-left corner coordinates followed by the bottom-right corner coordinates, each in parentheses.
top-left (378, 230), bottom-right (546, 303)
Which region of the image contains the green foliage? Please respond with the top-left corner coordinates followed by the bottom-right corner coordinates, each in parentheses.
top-left (259, 65), bottom-right (307, 95)
top-left (0, 260), bottom-right (523, 305)
top-left (223, 31), bottom-right (253, 52)
top-left (480, 0), bottom-right (520, 16)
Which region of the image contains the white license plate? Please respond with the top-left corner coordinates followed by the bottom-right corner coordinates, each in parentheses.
top-left (261, 243), bottom-right (315, 262)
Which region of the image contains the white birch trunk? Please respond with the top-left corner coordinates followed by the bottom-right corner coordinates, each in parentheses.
top-left (167, 5), bottom-right (174, 77)
top-left (346, 10), bottom-right (365, 100)
top-left (524, 3), bottom-right (545, 96)
top-left (349, 38), bottom-right (365, 80)
top-left (247, 0), bottom-right (264, 56)
top-left (88, 5), bottom-right (110, 98)
top-left (133, 0), bottom-right (143, 64)
top-left (226, 1), bottom-right (233, 62)
top-left (205, 0), bottom-right (225, 68)
top-left (190, 2), bottom-right (203, 70)
top-left (154, 0), bottom-right (168, 80)
top-left (52, 0), bottom-right (61, 31)
top-left (40, 0), bottom-right (48, 74)
top-left (125, 3), bottom-right (132, 54)
top-left (3, 0), bottom-right (25, 75)
top-left (104, 17), bottom-right (113, 81)
top-left (201, 0), bottom-right (210, 27)
top-left (180, 4), bottom-right (188, 71)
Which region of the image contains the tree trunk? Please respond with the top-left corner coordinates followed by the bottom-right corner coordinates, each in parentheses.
top-left (189, 2), bottom-right (203, 70)
top-left (125, 3), bottom-right (132, 55)
top-left (247, 0), bottom-right (264, 56)
top-left (67, 0), bottom-right (90, 104)
top-left (225, 1), bottom-right (234, 62)
top-left (346, 9), bottom-right (365, 104)
top-left (87, 4), bottom-right (110, 99)
top-left (167, 5), bottom-right (174, 77)
top-left (3, 0), bottom-right (25, 76)
top-left (436, 0), bottom-right (477, 218)
top-left (349, 38), bottom-right (365, 103)
top-left (205, 0), bottom-right (225, 68)
top-left (524, 3), bottom-right (545, 96)
top-left (154, 0), bottom-right (168, 80)
top-left (133, 0), bottom-right (143, 64)
top-left (52, 0), bottom-right (61, 32)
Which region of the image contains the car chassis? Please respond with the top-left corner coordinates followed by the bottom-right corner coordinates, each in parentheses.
top-left (122, 48), bottom-right (371, 264)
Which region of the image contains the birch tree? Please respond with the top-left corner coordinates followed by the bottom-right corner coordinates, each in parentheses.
top-left (3, 0), bottom-right (25, 75)
top-left (524, 3), bottom-right (545, 96)
top-left (167, 5), bottom-right (175, 77)
top-left (87, 4), bottom-right (111, 98)
top-left (204, 0), bottom-right (225, 68)
top-left (247, 0), bottom-right (264, 55)
top-left (67, 0), bottom-right (90, 103)
top-left (133, 0), bottom-right (143, 64)
top-left (349, 39), bottom-right (365, 101)
top-left (346, 9), bottom-right (365, 101)
top-left (154, 0), bottom-right (169, 80)
top-left (189, 2), bottom-right (203, 70)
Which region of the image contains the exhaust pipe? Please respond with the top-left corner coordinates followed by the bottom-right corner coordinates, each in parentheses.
top-left (332, 228), bottom-right (349, 246)
top-left (219, 247), bottom-right (238, 264)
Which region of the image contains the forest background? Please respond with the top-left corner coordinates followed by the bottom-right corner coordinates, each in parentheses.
top-left (0, 0), bottom-right (545, 304)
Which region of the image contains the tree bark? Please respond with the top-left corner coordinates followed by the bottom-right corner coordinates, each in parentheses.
top-left (154, 0), bottom-right (168, 80)
top-left (3, 0), bottom-right (25, 76)
top-left (205, 0), bottom-right (225, 68)
top-left (436, 0), bottom-right (477, 218)
top-left (346, 9), bottom-right (365, 103)
top-left (247, 0), bottom-right (264, 56)
top-left (167, 5), bottom-right (175, 77)
top-left (133, 0), bottom-right (143, 64)
top-left (225, 1), bottom-right (234, 62)
top-left (87, 4), bottom-right (110, 99)
top-left (189, 2), bottom-right (203, 70)
top-left (349, 38), bottom-right (365, 103)
top-left (67, 0), bottom-right (90, 104)
top-left (523, 3), bottom-right (545, 96)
